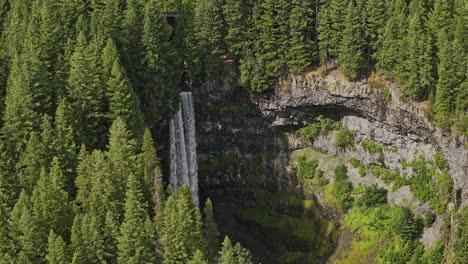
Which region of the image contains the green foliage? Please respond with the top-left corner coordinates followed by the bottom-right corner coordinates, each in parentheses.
top-left (404, 155), bottom-right (453, 214)
top-left (330, 165), bottom-right (353, 211)
top-left (117, 173), bottom-right (155, 264)
top-left (396, 207), bottom-right (423, 241)
top-left (367, 165), bottom-right (400, 184)
top-left (297, 156), bottom-right (320, 179)
top-left (46, 230), bottom-right (69, 264)
top-left (335, 128), bottom-right (354, 148)
top-left (298, 116), bottom-right (341, 141)
top-left (203, 198), bottom-right (219, 263)
top-left (361, 140), bottom-right (386, 153)
top-left (423, 211), bottom-right (436, 228)
top-left (219, 236), bottom-right (254, 264)
top-left (339, 0), bottom-right (366, 79)
top-left (161, 186), bottom-right (206, 264)
top-left (453, 206), bottom-right (468, 264)
top-left (357, 185), bottom-right (388, 207)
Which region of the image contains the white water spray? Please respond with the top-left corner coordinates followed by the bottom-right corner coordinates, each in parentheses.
top-left (169, 92), bottom-right (199, 206)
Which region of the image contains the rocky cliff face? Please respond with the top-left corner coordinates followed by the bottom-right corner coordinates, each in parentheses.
top-left (255, 71), bottom-right (467, 203)
top-left (192, 69), bottom-right (467, 262)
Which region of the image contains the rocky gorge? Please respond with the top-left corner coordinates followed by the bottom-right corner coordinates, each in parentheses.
top-left (191, 68), bottom-right (467, 263)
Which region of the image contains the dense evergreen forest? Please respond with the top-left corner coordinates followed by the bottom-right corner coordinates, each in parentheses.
top-left (0, 0), bottom-right (466, 263)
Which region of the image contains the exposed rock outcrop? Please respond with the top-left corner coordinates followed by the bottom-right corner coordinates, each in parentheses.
top-left (253, 71), bottom-right (467, 205)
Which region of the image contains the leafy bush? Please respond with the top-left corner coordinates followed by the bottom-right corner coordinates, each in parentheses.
top-left (422, 241), bottom-right (445, 264)
top-left (361, 140), bottom-right (386, 153)
top-left (433, 152), bottom-right (446, 169)
top-left (331, 166), bottom-right (354, 210)
top-left (367, 165), bottom-right (400, 184)
top-left (298, 122), bottom-right (321, 140)
top-left (406, 155), bottom-right (451, 214)
top-left (298, 116), bottom-right (341, 141)
top-left (453, 207), bottom-right (468, 263)
top-left (335, 128), bottom-right (354, 148)
top-left (297, 155), bottom-right (319, 179)
top-left (349, 158), bottom-right (361, 168)
top-left (359, 166), bottom-right (367, 177)
top-left (357, 185), bottom-right (388, 207)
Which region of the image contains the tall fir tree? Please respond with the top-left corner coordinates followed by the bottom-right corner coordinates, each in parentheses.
top-left (117, 173), bottom-right (155, 264)
top-left (142, 0), bottom-right (180, 121)
top-left (107, 56), bottom-right (144, 137)
top-left (67, 32), bottom-right (108, 149)
top-left (399, 11), bottom-right (434, 100)
top-left (223, 0), bottom-right (250, 59)
top-left (339, 0), bottom-right (366, 79)
top-left (140, 128), bottom-right (164, 215)
top-left (162, 186), bottom-right (206, 264)
top-left (188, 250), bottom-right (209, 264)
top-left (53, 99), bottom-right (78, 195)
top-left (107, 117), bottom-right (138, 216)
top-left (70, 213), bottom-right (105, 264)
top-left (122, 0), bottom-right (146, 98)
top-left (287, 0), bottom-right (316, 73)
top-left (46, 230), bottom-right (69, 264)
top-left (377, 0), bottom-right (407, 71)
top-left (203, 198), bottom-right (220, 263)
top-left (193, 0), bottom-right (228, 83)
top-left (31, 159), bottom-right (74, 241)
top-left (9, 191), bottom-right (44, 263)
top-left (17, 131), bottom-right (43, 192)
top-left (434, 29), bottom-right (461, 128)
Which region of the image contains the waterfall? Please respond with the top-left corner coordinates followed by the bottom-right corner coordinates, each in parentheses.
top-left (169, 92), bottom-right (199, 206)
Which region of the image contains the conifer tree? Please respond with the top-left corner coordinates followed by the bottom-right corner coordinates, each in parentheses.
top-left (253, 0), bottom-right (281, 91)
top-left (365, 0), bottom-right (386, 54)
top-left (0, 205), bottom-right (11, 261)
top-left (117, 173), bottom-right (155, 264)
top-left (53, 99), bottom-right (78, 194)
top-left (339, 0), bottom-right (366, 79)
top-left (107, 118), bottom-right (137, 212)
top-left (122, 0), bottom-right (146, 97)
top-left (328, 0), bottom-right (348, 56)
top-left (140, 128), bottom-right (164, 215)
top-left (103, 210), bottom-right (119, 263)
top-left (46, 230), bottom-right (69, 264)
top-left (17, 132), bottom-right (43, 192)
top-left (67, 32), bottom-right (107, 149)
top-left (434, 29), bottom-right (461, 128)
top-left (194, 0), bottom-right (228, 82)
top-left (220, 236), bottom-right (236, 263)
top-left (9, 191), bottom-right (44, 263)
top-left (90, 0), bottom-right (123, 52)
top-left (287, 0), bottom-right (316, 73)
top-left (377, 0), bottom-right (407, 71)
top-left (399, 11), bottom-right (434, 100)
top-left (188, 250), bottom-right (209, 264)
top-left (223, 0), bottom-right (249, 59)
top-left (142, 0), bottom-right (180, 121)
top-left (162, 186), bottom-right (206, 264)
top-left (70, 213), bottom-right (105, 264)
top-left (107, 59), bottom-right (144, 136)
top-left (204, 198), bottom-right (220, 263)
top-left (2, 53), bottom-right (40, 162)
top-left (24, 6), bottom-right (54, 116)
top-left (317, 0), bottom-right (333, 64)
top-left (32, 158), bottom-right (74, 241)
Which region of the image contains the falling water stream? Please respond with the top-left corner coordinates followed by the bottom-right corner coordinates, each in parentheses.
top-left (169, 92), bottom-right (199, 206)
